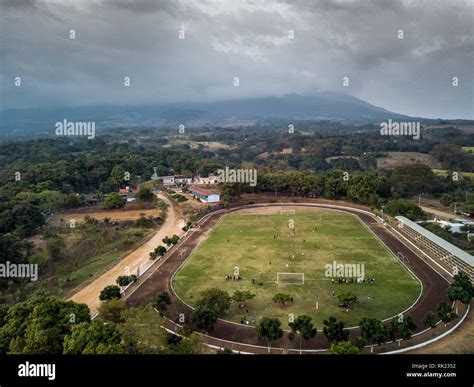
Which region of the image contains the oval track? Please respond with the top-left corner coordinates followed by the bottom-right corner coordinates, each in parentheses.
top-left (125, 202), bottom-right (451, 353)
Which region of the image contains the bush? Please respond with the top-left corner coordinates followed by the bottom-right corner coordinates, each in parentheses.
top-left (105, 193), bottom-right (125, 209)
top-left (154, 292), bottom-right (172, 316)
top-left (136, 186), bottom-right (155, 202)
top-left (116, 275), bottom-right (138, 287)
top-left (135, 215), bottom-right (154, 228)
top-left (99, 285), bottom-right (122, 301)
top-left (384, 199), bottom-right (424, 220)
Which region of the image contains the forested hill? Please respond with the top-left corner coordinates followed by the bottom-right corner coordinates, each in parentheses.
top-left (0, 93), bottom-right (418, 138)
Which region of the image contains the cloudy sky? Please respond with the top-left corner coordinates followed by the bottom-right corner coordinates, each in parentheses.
top-left (0, 0), bottom-right (472, 118)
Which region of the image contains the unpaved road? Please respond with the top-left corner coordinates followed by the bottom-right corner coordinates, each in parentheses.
top-left (57, 208), bottom-right (160, 222)
top-left (69, 194), bottom-right (182, 315)
top-left (421, 205), bottom-right (468, 221)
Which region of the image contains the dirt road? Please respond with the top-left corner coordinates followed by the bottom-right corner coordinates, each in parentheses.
top-left (57, 208), bottom-right (161, 222)
top-left (421, 205), bottom-right (468, 221)
top-left (69, 194), bottom-right (182, 315)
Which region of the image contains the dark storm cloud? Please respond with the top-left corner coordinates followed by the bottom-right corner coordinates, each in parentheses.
top-left (0, 0), bottom-right (472, 118)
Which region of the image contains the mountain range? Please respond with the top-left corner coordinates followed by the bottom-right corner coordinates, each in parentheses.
top-left (0, 93), bottom-right (421, 138)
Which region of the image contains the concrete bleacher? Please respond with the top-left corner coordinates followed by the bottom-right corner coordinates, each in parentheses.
top-left (395, 216), bottom-right (474, 281)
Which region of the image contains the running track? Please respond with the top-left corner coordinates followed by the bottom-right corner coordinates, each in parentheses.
top-left (125, 201), bottom-right (450, 353)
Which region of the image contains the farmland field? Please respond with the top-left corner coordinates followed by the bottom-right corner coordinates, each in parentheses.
top-left (173, 208), bottom-right (421, 328)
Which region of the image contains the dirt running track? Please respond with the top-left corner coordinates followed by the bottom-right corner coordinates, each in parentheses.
top-left (125, 201), bottom-right (452, 353)
top-left (69, 194), bottom-right (182, 315)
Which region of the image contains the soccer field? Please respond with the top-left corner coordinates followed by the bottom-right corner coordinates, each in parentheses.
top-left (173, 208), bottom-right (421, 328)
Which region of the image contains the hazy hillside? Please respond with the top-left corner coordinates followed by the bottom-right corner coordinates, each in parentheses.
top-left (0, 93), bottom-right (418, 138)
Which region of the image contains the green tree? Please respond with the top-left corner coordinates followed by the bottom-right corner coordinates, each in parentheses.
top-left (384, 199), bottom-right (424, 220)
top-left (155, 245), bottom-right (167, 257)
top-left (135, 214), bottom-right (154, 228)
top-left (220, 183), bottom-right (239, 203)
top-left (63, 320), bottom-right (124, 354)
top-left (390, 164), bottom-right (439, 197)
top-left (288, 315), bottom-right (317, 350)
top-left (104, 193), bottom-right (125, 209)
top-left (136, 186), bottom-right (155, 202)
top-left (423, 311), bottom-right (437, 329)
top-left (329, 341), bottom-right (361, 354)
top-left (437, 301), bottom-right (457, 325)
top-left (99, 285), bottom-right (121, 301)
top-left (116, 275), bottom-right (137, 287)
top-left (190, 305), bottom-right (218, 332)
top-left (154, 292), bottom-right (172, 316)
top-left (0, 295), bottom-right (90, 354)
top-left (387, 317), bottom-right (402, 341)
top-left (0, 234), bottom-right (34, 288)
top-left (167, 331), bottom-right (203, 354)
top-left (63, 193), bottom-right (81, 209)
top-left (446, 272), bottom-right (473, 306)
top-left (110, 165), bottom-right (126, 189)
top-left (256, 317), bottom-right (283, 350)
top-left (98, 299), bottom-right (126, 323)
top-left (322, 316), bottom-right (349, 344)
top-left (83, 215), bottom-right (99, 227)
top-left (232, 290), bottom-right (255, 304)
top-left (400, 316), bottom-right (417, 340)
top-left (0, 202), bottom-right (45, 236)
top-left (16, 190), bottom-right (65, 213)
top-left (359, 317), bottom-right (387, 346)
top-left (195, 288), bottom-right (231, 316)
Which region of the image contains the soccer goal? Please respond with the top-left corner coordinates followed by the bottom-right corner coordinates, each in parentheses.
top-left (280, 207), bottom-right (296, 215)
top-left (276, 272), bottom-right (304, 285)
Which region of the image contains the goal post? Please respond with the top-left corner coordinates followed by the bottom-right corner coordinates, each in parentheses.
top-left (276, 272), bottom-right (304, 285)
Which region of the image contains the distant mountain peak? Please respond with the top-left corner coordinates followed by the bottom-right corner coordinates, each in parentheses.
top-left (1, 93), bottom-right (417, 136)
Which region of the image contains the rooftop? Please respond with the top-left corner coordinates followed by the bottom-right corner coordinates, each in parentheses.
top-left (189, 186), bottom-right (221, 196)
top-left (396, 216), bottom-right (474, 267)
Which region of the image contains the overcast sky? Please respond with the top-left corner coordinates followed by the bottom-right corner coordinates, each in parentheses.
top-left (0, 0), bottom-right (472, 118)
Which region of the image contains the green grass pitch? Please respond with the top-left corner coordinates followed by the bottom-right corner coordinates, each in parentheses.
top-left (173, 208), bottom-right (421, 328)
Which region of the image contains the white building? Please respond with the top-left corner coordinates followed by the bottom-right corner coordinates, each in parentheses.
top-left (396, 216), bottom-right (474, 281)
top-left (189, 187), bottom-right (221, 203)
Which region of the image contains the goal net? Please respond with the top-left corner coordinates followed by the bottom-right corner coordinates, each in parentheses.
top-left (276, 272), bottom-right (304, 285)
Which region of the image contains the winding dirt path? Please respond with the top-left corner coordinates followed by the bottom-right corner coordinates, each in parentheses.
top-left (69, 194), bottom-right (182, 315)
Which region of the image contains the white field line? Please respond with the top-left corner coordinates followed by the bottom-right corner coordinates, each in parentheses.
top-left (386, 224), bottom-right (453, 281)
top-left (351, 213), bottom-right (424, 326)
